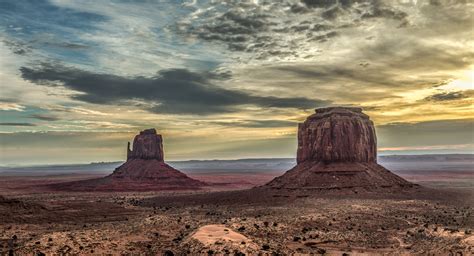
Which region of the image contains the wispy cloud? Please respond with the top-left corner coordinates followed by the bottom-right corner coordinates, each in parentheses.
top-left (424, 90), bottom-right (472, 102)
top-left (28, 114), bottom-right (60, 121)
top-left (0, 122), bottom-right (36, 126)
top-left (0, 102), bottom-right (25, 111)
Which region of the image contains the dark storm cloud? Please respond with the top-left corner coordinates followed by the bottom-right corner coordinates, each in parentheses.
top-left (0, 122), bottom-right (36, 126)
top-left (29, 114), bottom-right (60, 121)
top-left (20, 64), bottom-right (328, 115)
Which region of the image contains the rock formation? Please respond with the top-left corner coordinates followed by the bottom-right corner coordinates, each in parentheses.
top-left (127, 129), bottom-right (164, 161)
top-left (297, 107), bottom-right (376, 163)
top-left (266, 107), bottom-right (413, 190)
top-left (52, 129), bottom-right (205, 191)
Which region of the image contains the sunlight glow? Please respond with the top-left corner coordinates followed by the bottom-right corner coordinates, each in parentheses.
top-left (441, 69), bottom-right (474, 91)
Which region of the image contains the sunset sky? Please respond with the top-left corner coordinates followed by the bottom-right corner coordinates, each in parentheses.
top-left (0, 0), bottom-right (473, 165)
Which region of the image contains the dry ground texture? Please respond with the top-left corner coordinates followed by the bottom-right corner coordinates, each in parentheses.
top-left (0, 185), bottom-right (472, 255)
top-left (0, 162), bottom-right (473, 255)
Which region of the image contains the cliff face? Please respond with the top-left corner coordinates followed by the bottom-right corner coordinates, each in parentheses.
top-left (297, 107), bottom-right (377, 164)
top-left (127, 128), bottom-right (164, 161)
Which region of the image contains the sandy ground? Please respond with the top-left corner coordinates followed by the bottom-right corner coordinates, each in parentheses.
top-left (0, 168), bottom-right (473, 255)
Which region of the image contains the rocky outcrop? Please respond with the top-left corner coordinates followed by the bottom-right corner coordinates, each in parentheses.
top-left (51, 129), bottom-right (205, 191)
top-left (297, 107), bottom-right (377, 164)
top-left (127, 128), bottom-right (164, 161)
top-left (266, 107), bottom-right (413, 191)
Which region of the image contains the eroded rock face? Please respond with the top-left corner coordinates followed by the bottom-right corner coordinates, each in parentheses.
top-left (127, 128), bottom-right (164, 161)
top-left (297, 107), bottom-right (377, 164)
top-left (266, 107), bottom-right (413, 190)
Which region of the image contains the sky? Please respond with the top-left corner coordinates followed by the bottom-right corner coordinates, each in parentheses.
top-left (0, 0), bottom-right (473, 165)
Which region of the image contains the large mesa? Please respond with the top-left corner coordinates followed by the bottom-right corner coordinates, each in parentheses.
top-left (266, 107), bottom-right (413, 191)
top-left (297, 107), bottom-right (377, 164)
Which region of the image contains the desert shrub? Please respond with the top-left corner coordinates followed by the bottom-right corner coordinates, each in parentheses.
top-left (164, 250), bottom-right (174, 256)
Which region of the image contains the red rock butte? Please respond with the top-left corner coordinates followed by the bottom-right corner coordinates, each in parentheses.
top-left (51, 128), bottom-right (205, 191)
top-left (127, 128), bottom-right (164, 161)
top-left (266, 107), bottom-right (413, 190)
top-left (297, 107), bottom-right (376, 164)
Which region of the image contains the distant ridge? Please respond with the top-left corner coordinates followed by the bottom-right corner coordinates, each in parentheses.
top-left (1, 154), bottom-right (472, 169)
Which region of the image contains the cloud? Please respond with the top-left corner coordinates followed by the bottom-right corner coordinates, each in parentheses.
top-left (0, 122), bottom-right (36, 126)
top-left (221, 22), bottom-right (474, 116)
top-left (20, 63), bottom-right (330, 115)
top-left (175, 0), bottom-right (415, 63)
top-left (0, 100), bottom-right (25, 111)
top-left (1, 0), bottom-right (473, 164)
top-left (424, 90), bottom-right (472, 101)
top-left (1, 39), bottom-right (32, 55)
top-left (29, 114), bottom-right (60, 121)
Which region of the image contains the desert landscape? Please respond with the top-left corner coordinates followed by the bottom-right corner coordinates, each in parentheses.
top-left (1, 108), bottom-right (472, 255)
top-left (1, 1), bottom-right (473, 255)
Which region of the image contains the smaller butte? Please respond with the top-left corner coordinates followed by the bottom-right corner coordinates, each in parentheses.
top-left (50, 128), bottom-right (205, 191)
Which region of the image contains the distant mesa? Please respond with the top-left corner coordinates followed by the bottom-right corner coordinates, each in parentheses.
top-left (266, 107), bottom-right (414, 190)
top-left (51, 128), bottom-right (205, 191)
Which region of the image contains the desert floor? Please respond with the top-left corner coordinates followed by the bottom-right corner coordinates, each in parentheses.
top-left (0, 167), bottom-right (473, 255)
